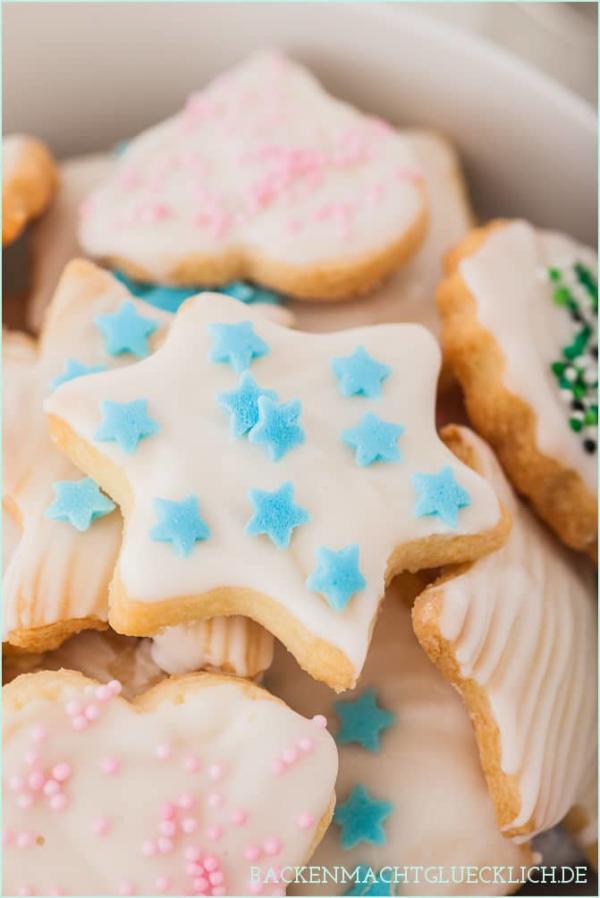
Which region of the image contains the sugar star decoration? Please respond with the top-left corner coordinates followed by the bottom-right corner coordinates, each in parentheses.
top-left (46, 294), bottom-right (502, 689)
top-left (150, 496), bottom-right (211, 557)
top-left (46, 477), bottom-right (116, 532)
top-left (95, 300), bottom-right (159, 357)
top-left (332, 346), bottom-right (391, 398)
top-left (246, 482), bottom-right (309, 548)
top-left (248, 396), bottom-right (305, 461)
top-left (412, 465), bottom-right (471, 528)
top-left (50, 357), bottom-right (106, 392)
top-left (334, 688), bottom-right (395, 751)
top-left (95, 399), bottom-right (160, 454)
top-left (209, 320), bottom-right (269, 372)
top-left (343, 413), bottom-right (404, 466)
top-left (307, 545), bottom-right (366, 611)
top-left (334, 784), bottom-right (392, 849)
top-left (345, 866), bottom-right (393, 897)
top-left (218, 373), bottom-right (277, 437)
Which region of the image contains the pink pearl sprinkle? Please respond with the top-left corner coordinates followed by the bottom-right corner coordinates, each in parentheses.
top-left (271, 759), bottom-right (285, 776)
top-left (155, 875), bottom-right (171, 893)
top-left (207, 792), bottom-right (222, 808)
top-left (31, 725), bottom-right (47, 744)
top-left (248, 881), bottom-right (262, 896)
top-left (50, 793), bottom-right (68, 811)
top-left (282, 748), bottom-right (298, 765)
top-left (160, 802), bottom-right (176, 820)
top-left (84, 704), bottom-right (100, 721)
top-left (108, 679), bottom-right (123, 696)
top-left (207, 763), bottom-right (223, 781)
top-left (28, 770), bottom-right (46, 791)
top-left (158, 820), bottom-right (176, 838)
top-left (157, 836), bottom-right (174, 854)
top-left (141, 839), bottom-right (157, 857)
top-left (230, 807), bottom-right (247, 826)
top-left (298, 737), bottom-right (313, 753)
top-left (16, 831), bottom-right (33, 849)
top-left (65, 700), bottom-right (82, 717)
top-left (263, 836), bottom-right (282, 856)
top-left (100, 756), bottom-right (120, 775)
top-left (192, 877), bottom-right (209, 894)
top-left (244, 844), bottom-right (260, 861)
top-left (52, 763), bottom-right (71, 782)
top-left (206, 824), bottom-right (222, 841)
top-left (9, 774), bottom-right (24, 792)
top-left (17, 793), bottom-right (34, 810)
top-left (181, 817), bottom-right (198, 834)
top-left (177, 793), bottom-right (194, 810)
top-left (183, 753), bottom-right (201, 772)
top-left (95, 684), bottom-right (111, 702)
top-left (312, 714), bottom-right (327, 729)
top-left (43, 779), bottom-right (60, 797)
top-left (202, 856), bottom-right (219, 872)
top-left (119, 881), bottom-right (134, 896)
top-left (209, 871), bottom-right (224, 886)
top-left (72, 715), bottom-right (88, 731)
top-left (93, 816), bottom-right (111, 836)
top-left (297, 812), bottom-right (314, 829)
top-left (155, 743), bottom-right (172, 761)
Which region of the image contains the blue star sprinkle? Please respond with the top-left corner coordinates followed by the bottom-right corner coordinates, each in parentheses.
top-left (46, 478), bottom-right (116, 532)
top-left (334, 688), bottom-right (395, 751)
top-left (248, 396), bottom-right (305, 461)
top-left (221, 281), bottom-right (282, 306)
top-left (345, 866), bottom-right (393, 897)
top-left (334, 784), bottom-right (392, 849)
top-left (306, 544), bottom-right (366, 611)
top-left (246, 482), bottom-right (309, 548)
top-left (342, 413), bottom-right (404, 466)
top-left (95, 399), bottom-right (160, 454)
top-left (218, 373), bottom-right (277, 438)
top-left (208, 321), bottom-right (269, 373)
top-left (149, 496), bottom-right (211, 557)
top-left (332, 346), bottom-right (391, 398)
top-left (112, 270), bottom-right (197, 314)
top-left (411, 465), bottom-right (471, 529)
top-left (95, 300), bottom-right (159, 357)
top-left (50, 358), bottom-right (106, 392)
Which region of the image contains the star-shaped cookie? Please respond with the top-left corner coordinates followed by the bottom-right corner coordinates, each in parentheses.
top-left (47, 293), bottom-right (508, 689)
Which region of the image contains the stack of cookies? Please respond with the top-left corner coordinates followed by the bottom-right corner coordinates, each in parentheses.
top-left (3, 51), bottom-right (596, 898)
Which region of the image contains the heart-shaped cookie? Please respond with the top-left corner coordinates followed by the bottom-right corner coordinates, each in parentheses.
top-left (3, 670), bottom-right (338, 896)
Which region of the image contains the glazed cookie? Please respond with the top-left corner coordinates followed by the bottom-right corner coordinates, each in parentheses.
top-left (47, 292), bottom-right (508, 690)
top-left (3, 135), bottom-right (58, 246)
top-left (266, 576), bottom-right (532, 896)
top-left (4, 259), bottom-right (275, 682)
top-left (413, 426), bottom-right (597, 842)
top-left (78, 51), bottom-right (427, 300)
top-left (289, 129), bottom-right (473, 335)
top-left (437, 220), bottom-right (597, 555)
top-left (3, 670), bottom-right (338, 896)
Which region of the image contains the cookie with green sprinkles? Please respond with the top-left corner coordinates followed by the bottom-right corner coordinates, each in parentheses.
top-left (438, 219), bottom-right (597, 557)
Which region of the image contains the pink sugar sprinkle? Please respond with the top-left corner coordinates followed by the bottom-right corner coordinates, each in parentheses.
top-left (297, 811), bottom-right (314, 829)
top-left (31, 725), bottom-right (47, 744)
top-left (92, 816), bottom-right (111, 837)
top-left (139, 202), bottom-right (171, 225)
top-left (16, 832), bottom-right (33, 848)
top-left (43, 779), bottom-right (60, 797)
top-left (263, 836), bottom-right (282, 856)
top-left (155, 875), bottom-right (171, 893)
top-left (207, 792), bottom-right (222, 809)
top-left (181, 817), bottom-right (198, 834)
top-left (160, 802), bottom-right (176, 820)
top-left (244, 844), bottom-right (260, 861)
top-left (271, 759), bottom-right (285, 776)
top-left (52, 763), bottom-right (71, 782)
top-left (230, 807), bottom-right (247, 826)
top-left (158, 820), bottom-right (177, 838)
top-left (183, 753), bottom-right (201, 773)
top-left (367, 183), bottom-right (384, 206)
top-left (282, 748), bottom-right (298, 765)
top-left (65, 700), bottom-right (82, 718)
top-left (206, 825), bottom-right (223, 842)
top-left (9, 774), bottom-right (24, 792)
top-left (142, 839), bottom-right (157, 857)
top-left (286, 218), bottom-right (303, 234)
top-left (155, 743), bottom-right (172, 761)
top-left (24, 751), bottom-right (38, 767)
top-left (312, 714), bottom-right (327, 729)
top-left (119, 881), bottom-right (134, 896)
top-left (208, 764), bottom-right (223, 782)
top-left (185, 846), bottom-right (202, 862)
top-left (157, 836), bottom-right (174, 854)
top-left (50, 793), bottom-right (68, 811)
top-left (177, 793), bottom-right (194, 810)
top-left (72, 715), bottom-right (89, 732)
top-left (17, 794), bottom-right (34, 810)
top-left (84, 703), bottom-right (100, 721)
top-left (298, 737), bottom-right (313, 753)
top-left (119, 168), bottom-right (141, 191)
top-left (100, 756), bottom-right (120, 775)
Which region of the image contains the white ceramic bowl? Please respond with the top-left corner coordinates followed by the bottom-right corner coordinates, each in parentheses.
top-left (3, 3), bottom-right (596, 244)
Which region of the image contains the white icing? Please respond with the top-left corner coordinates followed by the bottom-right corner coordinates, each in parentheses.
top-left (459, 220), bottom-right (597, 492)
top-left (3, 674), bottom-right (338, 895)
top-left (46, 293), bottom-right (502, 683)
top-left (79, 52), bottom-right (424, 278)
top-left (151, 618), bottom-right (274, 678)
top-left (267, 578), bottom-right (530, 896)
top-left (434, 428), bottom-right (597, 839)
top-left (288, 130), bottom-right (473, 335)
